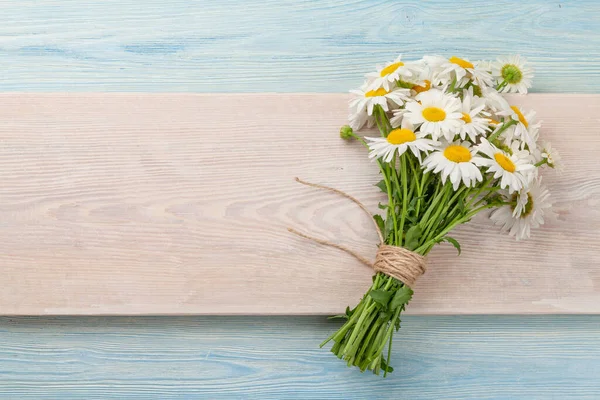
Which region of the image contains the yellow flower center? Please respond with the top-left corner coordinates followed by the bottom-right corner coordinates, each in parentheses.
top-left (494, 153), bottom-right (516, 173)
top-left (449, 56), bottom-right (474, 69)
top-left (443, 145), bottom-right (472, 163)
top-left (380, 62), bottom-right (404, 77)
top-left (510, 106), bottom-right (529, 128)
top-left (461, 113), bottom-right (472, 123)
top-left (365, 88), bottom-right (389, 97)
top-left (412, 80), bottom-right (431, 93)
top-left (387, 128), bottom-right (416, 145)
top-left (487, 118), bottom-right (500, 125)
top-left (422, 107), bottom-right (446, 122)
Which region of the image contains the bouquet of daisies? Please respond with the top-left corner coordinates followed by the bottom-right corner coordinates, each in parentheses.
top-left (319, 55), bottom-right (561, 375)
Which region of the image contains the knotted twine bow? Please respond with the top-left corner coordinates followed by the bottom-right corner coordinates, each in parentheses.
top-left (288, 178), bottom-right (426, 288)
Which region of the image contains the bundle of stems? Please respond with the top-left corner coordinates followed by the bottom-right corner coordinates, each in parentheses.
top-left (320, 106), bottom-right (507, 376)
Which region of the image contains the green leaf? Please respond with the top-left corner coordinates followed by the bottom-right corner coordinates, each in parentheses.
top-left (378, 202), bottom-right (387, 210)
top-left (406, 214), bottom-right (419, 225)
top-left (380, 358), bottom-right (394, 373)
top-left (378, 310), bottom-right (392, 321)
top-left (327, 314), bottom-right (348, 320)
top-left (408, 195), bottom-right (426, 210)
top-left (384, 213), bottom-right (394, 239)
top-left (390, 285), bottom-right (414, 310)
top-left (404, 225), bottom-right (422, 251)
top-left (344, 305), bottom-right (356, 319)
top-left (369, 289), bottom-right (393, 308)
top-left (373, 214), bottom-right (385, 236)
top-left (442, 236), bottom-right (461, 255)
top-left (375, 179), bottom-right (387, 193)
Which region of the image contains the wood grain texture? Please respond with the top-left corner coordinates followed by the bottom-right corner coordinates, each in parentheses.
top-left (1, 0), bottom-right (600, 93)
top-left (0, 316), bottom-right (599, 399)
top-left (1, 93), bottom-right (598, 315)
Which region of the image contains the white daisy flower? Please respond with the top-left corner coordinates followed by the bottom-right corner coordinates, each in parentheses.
top-left (366, 55), bottom-right (414, 91)
top-left (421, 55), bottom-right (452, 85)
top-left (365, 120), bottom-right (437, 163)
top-left (436, 56), bottom-right (494, 88)
top-left (349, 84), bottom-right (410, 116)
top-left (474, 138), bottom-right (535, 193)
top-left (490, 176), bottom-right (553, 240)
top-left (389, 108), bottom-right (406, 128)
top-left (404, 89), bottom-right (463, 141)
top-left (481, 86), bottom-right (513, 116)
top-left (533, 141), bottom-right (564, 172)
top-left (499, 105), bottom-right (541, 150)
top-left (492, 55), bottom-right (534, 94)
top-left (399, 59), bottom-right (441, 94)
top-left (422, 140), bottom-right (484, 190)
top-left (458, 88), bottom-right (490, 142)
top-left (348, 108), bottom-right (376, 131)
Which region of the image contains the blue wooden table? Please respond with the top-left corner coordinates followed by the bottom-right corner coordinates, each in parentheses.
top-left (1, 316), bottom-right (599, 399)
top-left (2, 1), bottom-right (600, 398)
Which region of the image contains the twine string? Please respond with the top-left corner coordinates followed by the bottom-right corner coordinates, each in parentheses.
top-left (288, 178), bottom-right (426, 288)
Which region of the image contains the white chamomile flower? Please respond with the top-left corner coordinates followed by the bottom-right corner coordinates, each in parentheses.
top-left (481, 86), bottom-right (513, 116)
top-left (365, 120), bottom-right (437, 163)
top-left (404, 89), bottom-right (463, 141)
top-left (421, 55), bottom-right (451, 85)
top-left (422, 140), bottom-right (483, 190)
top-left (490, 176), bottom-right (553, 240)
top-left (400, 59), bottom-right (439, 94)
top-left (436, 56), bottom-right (494, 88)
top-left (458, 88), bottom-right (490, 142)
top-left (474, 138), bottom-right (535, 193)
top-left (500, 105), bottom-right (541, 150)
top-left (366, 55), bottom-right (414, 91)
top-left (534, 141), bottom-right (564, 173)
top-left (492, 55), bottom-right (534, 94)
top-left (348, 108), bottom-right (376, 131)
top-left (389, 108), bottom-right (406, 128)
top-left (349, 83), bottom-right (410, 116)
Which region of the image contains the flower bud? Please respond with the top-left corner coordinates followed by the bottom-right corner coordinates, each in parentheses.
top-left (340, 125), bottom-right (354, 140)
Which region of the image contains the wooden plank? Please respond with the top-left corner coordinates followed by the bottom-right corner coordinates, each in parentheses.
top-left (0, 315), bottom-right (599, 399)
top-left (1, 0), bottom-right (600, 93)
top-left (0, 93), bottom-right (598, 316)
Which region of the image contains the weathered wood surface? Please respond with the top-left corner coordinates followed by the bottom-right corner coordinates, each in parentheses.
top-left (1, 0), bottom-right (599, 93)
top-left (1, 93), bottom-right (598, 315)
top-left (0, 316), bottom-right (599, 399)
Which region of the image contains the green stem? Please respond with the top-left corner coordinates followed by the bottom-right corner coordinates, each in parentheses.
top-left (416, 202), bottom-right (501, 253)
top-left (416, 171), bottom-right (430, 217)
top-left (322, 274), bottom-right (383, 347)
top-left (371, 106), bottom-right (399, 244)
top-left (383, 324), bottom-right (394, 378)
top-left (464, 177), bottom-right (500, 209)
top-left (422, 185), bottom-right (468, 243)
top-left (384, 165), bottom-right (399, 244)
top-left (419, 182), bottom-right (448, 228)
top-left (488, 119), bottom-right (517, 142)
top-left (448, 76), bottom-right (458, 93)
top-left (496, 79), bottom-right (508, 91)
top-left (421, 184), bottom-right (451, 242)
top-left (398, 154), bottom-right (408, 246)
top-left (419, 183), bottom-right (451, 240)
